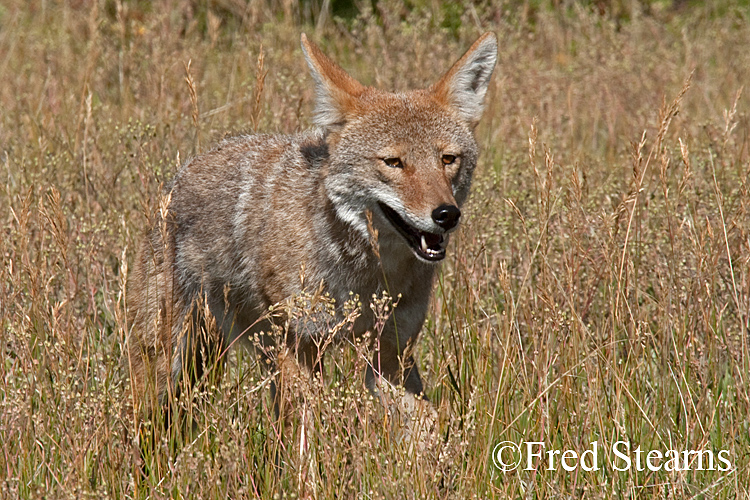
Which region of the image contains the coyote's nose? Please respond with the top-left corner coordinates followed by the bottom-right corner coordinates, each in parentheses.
top-left (432, 204), bottom-right (461, 230)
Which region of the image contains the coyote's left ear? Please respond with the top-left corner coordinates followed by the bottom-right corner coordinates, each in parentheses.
top-left (432, 33), bottom-right (498, 127)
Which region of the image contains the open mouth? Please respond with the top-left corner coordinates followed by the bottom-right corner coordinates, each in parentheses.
top-left (377, 202), bottom-right (446, 262)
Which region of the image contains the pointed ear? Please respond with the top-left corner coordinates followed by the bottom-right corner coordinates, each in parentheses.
top-left (301, 33), bottom-right (366, 130)
top-left (432, 32), bottom-right (498, 127)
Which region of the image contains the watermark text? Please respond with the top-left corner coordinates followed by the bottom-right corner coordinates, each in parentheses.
top-left (492, 440), bottom-right (732, 473)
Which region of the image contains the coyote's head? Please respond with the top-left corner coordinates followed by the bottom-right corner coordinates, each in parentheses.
top-left (301, 33), bottom-right (497, 263)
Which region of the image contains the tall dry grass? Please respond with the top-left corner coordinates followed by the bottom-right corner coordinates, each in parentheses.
top-left (1, 0), bottom-right (749, 498)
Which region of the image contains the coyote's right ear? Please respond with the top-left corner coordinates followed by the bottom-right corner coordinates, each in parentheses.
top-left (301, 34), bottom-right (365, 131)
top-left (432, 32), bottom-right (498, 128)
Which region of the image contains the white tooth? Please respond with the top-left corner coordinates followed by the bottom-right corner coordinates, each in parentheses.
top-left (421, 234), bottom-right (428, 252)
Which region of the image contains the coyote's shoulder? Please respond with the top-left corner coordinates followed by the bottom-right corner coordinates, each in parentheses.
top-left (127, 33), bottom-right (497, 407)
top-left (166, 129), bottom-right (376, 304)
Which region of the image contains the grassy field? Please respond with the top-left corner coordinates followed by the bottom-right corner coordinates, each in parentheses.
top-left (2, 0), bottom-right (750, 498)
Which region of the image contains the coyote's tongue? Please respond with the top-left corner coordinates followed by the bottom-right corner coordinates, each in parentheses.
top-left (377, 201), bottom-right (448, 262)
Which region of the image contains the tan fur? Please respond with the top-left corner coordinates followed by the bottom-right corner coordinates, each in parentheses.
top-left (125, 33), bottom-right (498, 409)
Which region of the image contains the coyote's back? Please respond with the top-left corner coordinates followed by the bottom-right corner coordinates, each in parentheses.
top-left (126, 33), bottom-right (497, 410)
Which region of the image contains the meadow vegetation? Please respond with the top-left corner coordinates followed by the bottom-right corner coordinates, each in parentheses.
top-left (1, 0), bottom-right (750, 497)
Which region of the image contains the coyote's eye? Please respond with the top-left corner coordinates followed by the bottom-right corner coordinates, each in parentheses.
top-left (383, 157), bottom-right (404, 169)
top-left (441, 154), bottom-right (457, 165)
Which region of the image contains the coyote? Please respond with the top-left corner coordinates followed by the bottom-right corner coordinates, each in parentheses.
top-left (126, 33), bottom-right (497, 410)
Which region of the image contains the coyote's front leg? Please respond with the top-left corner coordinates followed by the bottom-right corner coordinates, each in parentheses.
top-left (365, 298), bottom-right (428, 399)
top-left (367, 339), bottom-right (425, 397)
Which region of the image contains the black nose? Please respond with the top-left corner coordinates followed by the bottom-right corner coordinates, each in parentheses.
top-left (432, 204), bottom-right (461, 230)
